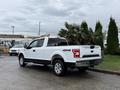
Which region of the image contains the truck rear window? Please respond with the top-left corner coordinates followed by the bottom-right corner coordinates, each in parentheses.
top-left (47, 38), bottom-right (68, 46)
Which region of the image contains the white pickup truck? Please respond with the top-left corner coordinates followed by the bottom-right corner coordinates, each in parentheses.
top-left (18, 36), bottom-right (102, 76)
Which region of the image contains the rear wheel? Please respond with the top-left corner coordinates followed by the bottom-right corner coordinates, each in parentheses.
top-left (19, 55), bottom-right (27, 67)
top-left (53, 60), bottom-right (66, 76)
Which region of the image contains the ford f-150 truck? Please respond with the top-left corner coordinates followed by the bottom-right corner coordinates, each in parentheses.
top-left (18, 36), bottom-right (102, 76)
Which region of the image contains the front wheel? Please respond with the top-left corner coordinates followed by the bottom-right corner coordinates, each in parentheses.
top-left (9, 53), bottom-right (12, 56)
top-left (53, 60), bottom-right (66, 76)
top-left (19, 55), bottom-right (27, 67)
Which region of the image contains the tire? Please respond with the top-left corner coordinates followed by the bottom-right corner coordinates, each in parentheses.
top-left (9, 53), bottom-right (12, 56)
top-left (78, 67), bottom-right (88, 72)
top-left (53, 60), bottom-right (66, 76)
top-left (19, 55), bottom-right (27, 67)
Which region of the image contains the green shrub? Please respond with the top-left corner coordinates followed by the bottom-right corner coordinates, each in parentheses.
top-left (114, 48), bottom-right (120, 55)
top-left (104, 48), bottom-right (120, 55)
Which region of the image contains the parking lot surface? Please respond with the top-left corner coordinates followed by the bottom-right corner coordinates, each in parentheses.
top-left (0, 55), bottom-right (120, 90)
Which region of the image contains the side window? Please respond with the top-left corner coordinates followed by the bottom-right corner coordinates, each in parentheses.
top-left (37, 39), bottom-right (44, 47)
top-left (47, 38), bottom-right (57, 46)
top-left (29, 40), bottom-right (38, 48)
top-left (47, 38), bottom-right (68, 46)
top-left (29, 39), bottom-right (44, 48)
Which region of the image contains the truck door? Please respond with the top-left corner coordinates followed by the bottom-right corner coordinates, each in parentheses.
top-left (24, 39), bottom-right (44, 59)
top-left (24, 40), bottom-right (38, 59)
top-left (34, 39), bottom-right (44, 60)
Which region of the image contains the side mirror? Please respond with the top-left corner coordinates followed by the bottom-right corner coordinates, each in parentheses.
top-left (24, 44), bottom-right (28, 49)
top-left (24, 43), bottom-right (32, 49)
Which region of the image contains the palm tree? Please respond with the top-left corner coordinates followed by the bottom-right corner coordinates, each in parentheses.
top-left (58, 22), bottom-right (95, 45)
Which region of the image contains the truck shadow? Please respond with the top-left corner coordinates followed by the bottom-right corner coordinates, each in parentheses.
top-left (22, 64), bottom-right (95, 79)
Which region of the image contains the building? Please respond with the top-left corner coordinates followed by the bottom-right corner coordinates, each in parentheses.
top-left (0, 34), bottom-right (33, 48)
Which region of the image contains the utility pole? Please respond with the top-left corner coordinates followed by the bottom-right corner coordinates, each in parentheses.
top-left (38, 21), bottom-right (41, 36)
top-left (11, 26), bottom-right (15, 35)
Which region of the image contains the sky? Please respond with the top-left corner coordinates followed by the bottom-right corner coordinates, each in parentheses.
top-left (0, 0), bottom-right (120, 36)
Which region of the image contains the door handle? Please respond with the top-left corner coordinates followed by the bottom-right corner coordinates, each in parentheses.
top-left (33, 50), bottom-right (35, 52)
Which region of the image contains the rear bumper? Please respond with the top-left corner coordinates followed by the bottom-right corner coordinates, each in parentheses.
top-left (76, 59), bottom-right (101, 67)
top-left (65, 59), bottom-right (101, 68)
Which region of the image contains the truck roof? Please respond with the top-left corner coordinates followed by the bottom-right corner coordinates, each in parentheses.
top-left (36, 36), bottom-right (66, 40)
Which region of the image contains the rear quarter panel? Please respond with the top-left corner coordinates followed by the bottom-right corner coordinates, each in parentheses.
top-left (46, 45), bottom-right (102, 63)
top-left (43, 46), bottom-right (81, 63)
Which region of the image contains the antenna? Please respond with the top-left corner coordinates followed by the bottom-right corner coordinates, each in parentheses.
top-left (38, 21), bottom-right (41, 36)
top-left (11, 26), bottom-right (15, 35)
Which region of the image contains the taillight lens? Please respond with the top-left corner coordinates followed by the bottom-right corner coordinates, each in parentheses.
top-left (72, 49), bottom-right (80, 58)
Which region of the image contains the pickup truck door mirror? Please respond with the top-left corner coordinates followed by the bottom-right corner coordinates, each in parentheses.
top-left (26, 46), bottom-right (32, 49)
top-left (24, 43), bottom-right (32, 49)
top-left (24, 44), bottom-right (28, 49)
top-left (25, 40), bottom-right (38, 49)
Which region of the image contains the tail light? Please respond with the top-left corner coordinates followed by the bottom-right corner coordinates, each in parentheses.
top-left (72, 49), bottom-right (80, 58)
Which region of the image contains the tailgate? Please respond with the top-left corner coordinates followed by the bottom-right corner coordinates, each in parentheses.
top-left (80, 45), bottom-right (101, 60)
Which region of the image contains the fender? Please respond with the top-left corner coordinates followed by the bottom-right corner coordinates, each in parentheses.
top-left (18, 53), bottom-right (24, 58)
top-left (18, 48), bottom-right (26, 58)
top-left (50, 51), bottom-right (67, 63)
top-left (51, 54), bottom-right (64, 64)
top-left (52, 54), bottom-right (63, 60)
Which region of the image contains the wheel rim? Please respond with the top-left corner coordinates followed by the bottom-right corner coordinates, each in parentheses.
top-left (19, 57), bottom-right (24, 65)
top-left (54, 63), bottom-right (62, 74)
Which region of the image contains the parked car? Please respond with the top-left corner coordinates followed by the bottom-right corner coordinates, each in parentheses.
top-left (9, 44), bottom-right (24, 56)
top-left (18, 36), bottom-right (102, 76)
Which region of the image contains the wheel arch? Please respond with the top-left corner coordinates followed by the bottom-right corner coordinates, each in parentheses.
top-left (18, 53), bottom-right (24, 59)
top-left (51, 54), bottom-right (64, 64)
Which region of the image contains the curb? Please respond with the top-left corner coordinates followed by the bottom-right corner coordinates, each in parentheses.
top-left (88, 68), bottom-right (120, 76)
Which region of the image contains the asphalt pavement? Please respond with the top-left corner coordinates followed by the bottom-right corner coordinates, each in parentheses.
top-left (0, 55), bottom-right (120, 90)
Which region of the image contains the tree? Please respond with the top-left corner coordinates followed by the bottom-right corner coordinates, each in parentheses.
top-left (80, 21), bottom-right (92, 44)
top-left (58, 22), bottom-right (95, 45)
top-left (58, 29), bottom-right (67, 38)
top-left (88, 27), bottom-right (95, 44)
top-left (107, 17), bottom-right (119, 54)
top-left (58, 22), bottom-right (78, 45)
top-left (94, 21), bottom-right (103, 49)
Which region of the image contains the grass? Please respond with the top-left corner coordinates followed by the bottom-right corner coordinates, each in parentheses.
top-left (96, 55), bottom-right (120, 71)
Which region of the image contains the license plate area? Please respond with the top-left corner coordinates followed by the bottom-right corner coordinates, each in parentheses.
top-left (76, 60), bottom-right (90, 66)
top-left (80, 61), bottom-right (89, 64)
